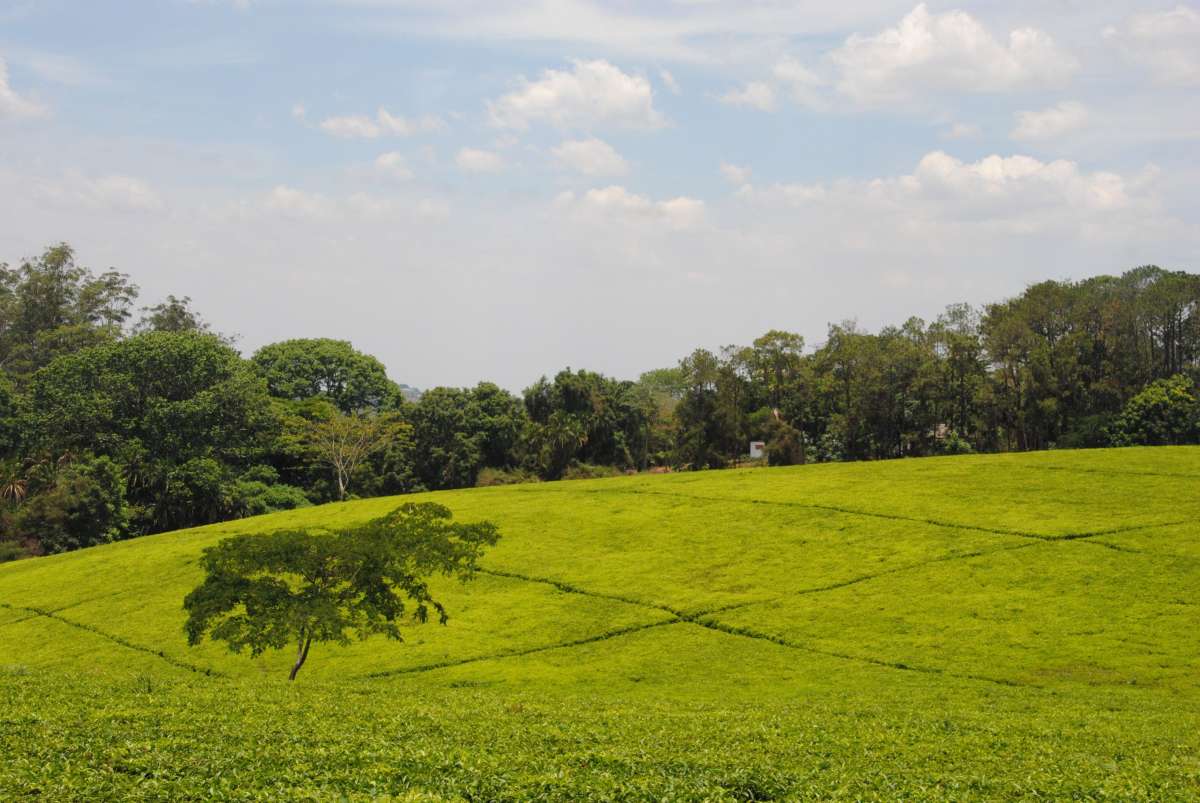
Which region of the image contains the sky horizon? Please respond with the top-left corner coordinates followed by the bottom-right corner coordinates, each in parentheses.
top-left (2, 1), bottom-right (1198, 391)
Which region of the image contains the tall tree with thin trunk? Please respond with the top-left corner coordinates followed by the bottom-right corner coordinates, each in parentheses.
top-left (183, 503), bottom-right (500, 680)
top-left (301, 409), bottom-right (403, 501)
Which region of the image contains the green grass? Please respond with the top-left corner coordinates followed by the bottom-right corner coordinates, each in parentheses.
top-left (2, 447), bottom-right (1199, 800)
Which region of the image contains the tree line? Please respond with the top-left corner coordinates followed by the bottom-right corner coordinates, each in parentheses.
top-left (2, 243), bottom-right (1198, 559)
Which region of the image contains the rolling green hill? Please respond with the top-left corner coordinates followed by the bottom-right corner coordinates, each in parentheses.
top-left (2, 448), bottom-right (1199, 800)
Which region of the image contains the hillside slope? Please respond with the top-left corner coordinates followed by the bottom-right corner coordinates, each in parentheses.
top-left (1, 447), bottom-right (1199, 799)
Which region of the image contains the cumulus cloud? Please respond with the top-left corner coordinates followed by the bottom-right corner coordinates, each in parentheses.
top-left (252, 185), bottom-right (447, 223)
top-left (942, 122), bottom-right (981, 139)
top-left (263, 185), bottom-right (331, 218)
top-left (719, 163), bottom-right (752, 186)
top-left (830, 4), bottom-right (1077, 104)
top-left (0, 58), bottom-right (47, 120)
top-left (34, 172), bottom-right (164, 213)
top-left (906, 151), bottom-right (1131, 212)
top-left (456, 147), bottom-right (505, 173)
top-left (734, 150), bottom-right (1154, 243)
top-left (345, 193), bottom-right (450, 221)
top-left (317, 108), bottom-right (445, 139)
top-left (1104, 5), bottom-right (1200, 87)
top-left (558, 185), bottom-right (704, 229)
top-left (718, 81), bottom-right (776, 111)
top-left (488, 60), bottom-right (664, 130)
top-left (552, 138), bottom-right (629, 176)
top-left (659, 69), bottom-right (680, 95)
top-left (772, 57), bottom-right (824, 108)
top-left (1011, 101), bottom-right (1088, 141)
top-left (319, 114), bottom-right (381, 139)
top-left (374, 151), bottom-right (413, 180)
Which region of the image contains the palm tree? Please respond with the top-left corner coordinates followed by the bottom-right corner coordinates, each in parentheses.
top-left (0, 460), bottom-right (28, 506)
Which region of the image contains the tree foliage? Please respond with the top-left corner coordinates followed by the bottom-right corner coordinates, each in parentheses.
top-left (12, 455), bottom-right (129, 554)
top-left (29, 332), bottom-right (281, 532)
top-left (252, 338), bottom-right (398, 414)
top-left (0, 243), bottom-right (138, 381)
top-left (135, 295), bottom-right (212, 335)
top-left (1108, 375), bottom-right (1199, 446)
top-left (183, 503), bottom-right (500, 679)
top-left (294, 403), bottom-right (407, 500)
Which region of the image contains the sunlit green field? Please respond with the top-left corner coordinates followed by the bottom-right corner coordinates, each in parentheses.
top-left (2, 447), bottom-right (1199, 800)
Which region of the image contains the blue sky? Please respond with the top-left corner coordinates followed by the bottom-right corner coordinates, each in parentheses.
top-left (2, 1), bottom-right (1198, 389)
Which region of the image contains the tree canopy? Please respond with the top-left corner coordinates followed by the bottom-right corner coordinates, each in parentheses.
top-left (252, 338), bottom-right (399, 414)
top-left (183, 503), bottom-right (500, 679)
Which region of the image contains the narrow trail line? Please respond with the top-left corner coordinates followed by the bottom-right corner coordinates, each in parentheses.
top-left (478, 567), bottom-right (775, 621)
top-left (686, 619), bottom-right (1029, 689)
top-left (1018, 463), bottom-right (1200, 482)
top-left (477, 568), bottom-right (684, 617)
top-left (580, 487), bottom-right (1191, 542)
top-left (1077, 538), bottom-right (1200, 563)
top-left (0, 611), bottom-right (41, 629)
top-left (372, 558), bottom-right (1048, 689)
top-left (788, 541), bottom-right (1041, 598)
top-left (0, 601), bottom-right (223, 677)
top-left (364, 619), bottom-right (680, 679)
top-left (580, 487), bottom-right (1048, 540)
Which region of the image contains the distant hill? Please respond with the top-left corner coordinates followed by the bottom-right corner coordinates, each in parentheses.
top-left (396, 383), bottom-right (421, 402)
top-left (1, 447), bottom-right (1197, 799)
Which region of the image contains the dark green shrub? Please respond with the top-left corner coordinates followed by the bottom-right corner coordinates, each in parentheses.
top-left (15, 455), bottom-right (129, 553)
top-left (476, 466), bottom-right (540, 487)
top-left (1108, 375), bottom-right (1200, 446)
top-left (561, 463), bottom-right (622, 481)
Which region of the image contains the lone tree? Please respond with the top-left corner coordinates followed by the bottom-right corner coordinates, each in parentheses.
top-left (300, 408), bottom-right (404, 501)
top-left (183, 503), bottom-right (500, 680)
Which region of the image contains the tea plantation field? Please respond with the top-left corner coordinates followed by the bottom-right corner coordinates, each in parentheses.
top-left (2, 447), bottom-right (1199, 800)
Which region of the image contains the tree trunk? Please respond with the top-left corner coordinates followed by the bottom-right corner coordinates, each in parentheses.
top-left (289, 634), bottom-right (313, 681)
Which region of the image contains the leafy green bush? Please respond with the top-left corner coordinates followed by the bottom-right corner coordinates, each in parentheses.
top-left (14, 455), bottom-right (128, 553)
top-left (939, 430), bottom-right (975, 455)
top-left (561, 462), bottom-right (622, 481)
top-left (0, 539), bottom-right (30, 563)
top-left (1058, 414), bottom-right (1114, 449)
top-left (1109, 375), bottom-right (1200, 446)
top-left (229, 466), bottom-right (311, 517)
top-left (765, 418), bottom-right (805, 466)
top-left (476, 466), bottom-right (540, 487)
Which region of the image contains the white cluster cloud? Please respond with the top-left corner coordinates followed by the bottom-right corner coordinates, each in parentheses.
top-left (659, 69), bottom-right (680, 95)
top-left (1011, 101), bottom-right (1088, 141)
top-left (553, 138), bottom-right (629, 176)
top-left (907, 151), bottom-right (1132, 213)
top-left (1104, 5), bottom-right (1200, 87)
top-left (719, 163), bottom-right (752, 186)
top-left (831, 4), bottom-right (1076, 104)
top-left (772, 57), bottom-right (824, 108)
top-left (942, 122), bottom-right (981, 139)
top-left (558, 185), bottom-right (705, 230)
top-left (718, 81), bottom-right (776, 112)
top-left (740, 151), bottom-right (1142, 225)
top-left (263, 185), bottom-right (331, 218)
top-left (712, 5), bottom-right (1077, 114)
top-left (374, 151), bottom-right (413, 180)
top-left (488, 59), bottom-right (663, 130)
top-left (34, 172), bottom-right (163, 213)
top-left (456, 147), bottom-right (505, 173)
top-left (318, 108), bottom-right (445, 139)
top-left (0, 57), bottom-right (47, 120)
top-left (254, 184), bottom-right (448, 222)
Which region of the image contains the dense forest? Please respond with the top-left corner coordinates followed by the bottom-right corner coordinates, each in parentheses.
top-left (2, 243), bottom-right (1198, 559)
